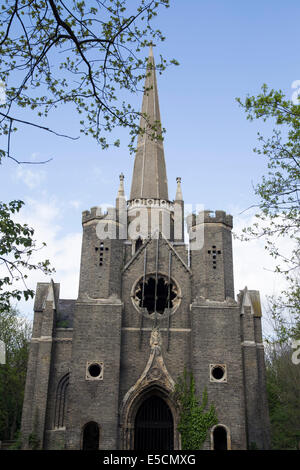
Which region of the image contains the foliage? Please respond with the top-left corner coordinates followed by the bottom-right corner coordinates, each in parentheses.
top-left (28, 409), bottom-right (40, 449)
top-left (267, 276), bottom-right (300, 343)
top-left (0, 200), bottom-right (54, 313)
top-left (28, 431), bottom-right (40, 450)
top-left (0, 1), bottom-right (176, 310)
top-left (173, 369), bottom-right (218, 450)
top-left (237, 82), bottom-right (300, 443)
top-left (0, 0), bottom-right (178, 162)
top-left (237, 85), bottom-right (300, 337)
top-left (0, 307), bottom-right (31, 441)
top-left (56, 319), bottom-right (69, 328)
top-left (265, 336), bottom-right (300, 449)
top-left (9, 430), bottom-right (22, 449)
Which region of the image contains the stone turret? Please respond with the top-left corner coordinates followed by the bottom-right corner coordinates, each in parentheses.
top-left (188, 209), bottom-right (234, 301)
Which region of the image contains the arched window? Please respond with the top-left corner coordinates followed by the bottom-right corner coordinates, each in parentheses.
top-left (212, 425), bottom-right (229, 450)
top-left (82, 421), bottom-right (99, 450)
top-left (54, 373), bottom-right (69, 428)
top-left (135, 237), bottom-right (143, 252)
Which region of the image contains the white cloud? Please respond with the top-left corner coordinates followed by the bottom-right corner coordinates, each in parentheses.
top-left (232, 208), bottom-right (293, 336)
top-left (7, 198), bottom-right (81, 318)
top-left (69, 200), bottom-right (81, 209)
top-left (233, 209), bottom-right (291, 294)
top-left (15, 166), bottom-right (46, 189)
top-left (3, 197), bottom-right (120, 319)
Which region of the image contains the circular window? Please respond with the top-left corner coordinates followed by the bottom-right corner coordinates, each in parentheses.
top-left (88, 363), bottom-right (102, 378)
top-left (132, 274), bottom-right (180, 318)
top-left (211, 365), bottom-right (226, 382)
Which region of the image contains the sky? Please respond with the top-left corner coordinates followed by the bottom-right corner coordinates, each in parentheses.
top-left (1, 0), bottom-right (299, 335)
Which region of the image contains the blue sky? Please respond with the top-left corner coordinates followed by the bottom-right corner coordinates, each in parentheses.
top-left (1, 0), bottom-right (299, 332)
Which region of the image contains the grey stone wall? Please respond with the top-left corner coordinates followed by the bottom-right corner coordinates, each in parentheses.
top-left (191, 302), bottom-right (247, 450)
top-left (241, 307), bottom-right (271, 449)
top-left (189, 211), bottom-right (234, 302)
top-left (21, 291), bottom-right (56, 449)
top-left (44, 330), bottom-right (73, 448)
top-left (66, 301), bottom-right (122, 450)
top-left (119, 238), bottom-right (192, 424)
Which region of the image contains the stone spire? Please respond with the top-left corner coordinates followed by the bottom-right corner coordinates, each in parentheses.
top-left (130, 46), bottom-right (169, 201)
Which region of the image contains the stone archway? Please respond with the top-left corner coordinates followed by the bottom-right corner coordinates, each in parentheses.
top-left (134, 395), bottom-right (174, 450)
top-left (121, 384), bottom-right (179, 450)
top-left (119, 328), bottom-right (180, 450)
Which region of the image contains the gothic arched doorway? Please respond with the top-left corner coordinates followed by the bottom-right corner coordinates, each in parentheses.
top-left (82, 421), bottom-right (99, 450)
top-left (134, 395), bottom-right (174, 450)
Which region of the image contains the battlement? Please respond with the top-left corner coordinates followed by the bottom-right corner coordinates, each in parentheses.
top-left (82, 206), bottom-right (117, 224)
top-left (187, 210), bottom-right (233, 229)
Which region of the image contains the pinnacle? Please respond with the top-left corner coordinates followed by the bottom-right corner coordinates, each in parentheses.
top-left (117, 173), bottom-right (125, 197)
top-left (175, 177), bottom-right (183, 201)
